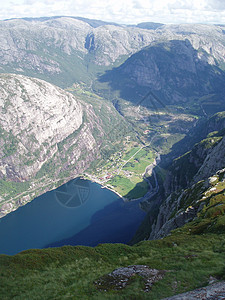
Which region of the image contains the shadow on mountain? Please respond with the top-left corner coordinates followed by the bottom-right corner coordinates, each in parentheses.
top-left (160, 111), bottom-right (225, 167)
top-left (122, 111), bottom-right (225, 244)
top-left (97, 39), bottom-right (225, 112)
top-left (46, 197), bottom-right (145, 248)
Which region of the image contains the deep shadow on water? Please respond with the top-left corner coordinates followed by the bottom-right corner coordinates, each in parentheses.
top-left (47, 198), bottom-right (145, 248)
top-left (0, 179), bottom-right (145, 255)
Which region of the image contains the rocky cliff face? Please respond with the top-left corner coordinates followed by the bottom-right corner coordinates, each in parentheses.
top-left (164, 136), bottom-right (225, 195)
top-left (0, 73), bottom-right (83, 181)
top-left (99, 37), bottom-right (225, 109)
top-left (149, 167), bottom-right (225, 240)
top-left (164, 113), bottom-right (225, 195)
top-left (149, 125), bottom-right (225, 239)
top-left (0, 73), bottom-right (128, 217)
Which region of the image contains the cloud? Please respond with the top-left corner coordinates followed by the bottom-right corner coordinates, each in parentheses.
top-left (0, 0), bottom-right (225, 24)
top-left (205, 0), bottom-right (225, 10)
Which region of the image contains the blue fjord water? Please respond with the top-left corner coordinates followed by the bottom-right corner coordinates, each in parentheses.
top-left (0, 178), bottom-right (145, 255)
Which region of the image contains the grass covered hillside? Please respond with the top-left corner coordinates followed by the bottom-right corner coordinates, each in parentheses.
top-left (1, 192), bottom-right (225, 300)
top-left (0, 233), bottom-right (224, 299)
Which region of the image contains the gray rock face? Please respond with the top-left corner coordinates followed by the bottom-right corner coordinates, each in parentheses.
top-left (0, 73), bottom-right (83, 180)
top-left (149, 132), bottom-right (225, 240)
top-left (194, 136), bottom-right (225, 182)
top-left (149, 191), bottom-right (198, 240)
top-left (163, 281), bottom-right (225, 300)
top-left (0, 73), bottom-right (126, 217)
top-left (163, 112), bottom-right (225, 196)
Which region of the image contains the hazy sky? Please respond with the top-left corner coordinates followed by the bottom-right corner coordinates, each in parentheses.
top-left (1, 0), bottom-right (225, 24)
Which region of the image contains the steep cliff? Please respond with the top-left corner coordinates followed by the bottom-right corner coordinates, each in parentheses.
top-left (0, 73), bottom-right (130, 217)
top-left (150, 167), bottom-right (225, 239)
top-left (165, 113), bottom-right (225, 195)
top-left (149, 125), bottom-right (225, 239)
top-left (99, 38), bottom-right (225, 112)
top-left (0, 73), bottom-right (83, 181)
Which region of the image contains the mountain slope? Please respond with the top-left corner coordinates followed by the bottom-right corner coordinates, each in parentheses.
top-left (147, 116), bottom-right (225, 239)
top-left (0, 73), bottom-right (132, 217)
top-left (0, 17), bottom-right (158, 87)
top-left (1, 18), bottom-right (225, 94)
top-left (98, 38), bottom-right (225, 114)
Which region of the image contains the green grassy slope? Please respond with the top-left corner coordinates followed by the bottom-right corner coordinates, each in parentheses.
top-left (0, 230), bottom-right (224, 299)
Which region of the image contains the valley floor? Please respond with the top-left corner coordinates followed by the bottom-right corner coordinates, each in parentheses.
top-left (85, 139), bottom-right (159, 201)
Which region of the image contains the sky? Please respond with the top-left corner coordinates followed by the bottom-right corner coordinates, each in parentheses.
top-left (1, 0), bottom-right (225, 25)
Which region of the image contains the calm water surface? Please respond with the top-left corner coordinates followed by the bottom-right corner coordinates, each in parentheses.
top-left (0, 178), bottom-right (145, 255)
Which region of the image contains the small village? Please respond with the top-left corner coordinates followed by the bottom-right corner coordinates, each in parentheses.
top-left (86, 138), bottom-right (156, 198)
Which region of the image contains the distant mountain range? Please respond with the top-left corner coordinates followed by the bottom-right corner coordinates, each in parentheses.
top-left (1, 17), bottom-right (225, 113)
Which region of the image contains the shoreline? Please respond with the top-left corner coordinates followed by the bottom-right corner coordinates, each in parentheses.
top-left (83, 153), bottom-right (160, 203)
top-left (84, 171), bottom-right (156, 203)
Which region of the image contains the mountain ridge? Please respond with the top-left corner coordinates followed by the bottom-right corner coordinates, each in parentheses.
top-left (1, 17), bottom-right (225, 90)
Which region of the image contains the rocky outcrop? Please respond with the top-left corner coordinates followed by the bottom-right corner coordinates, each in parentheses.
top-left (163, 281), bottom-right (225, 300)
top-left (194, 136), bottom-right (225, 182)
top-left (164, 112), bottom-right (225, 195)
top-left (95, 265), bottom-right (166, 292)
top-left (150, 167), bottom-right (225, 239)
top-left (150, 164), bottom-right (225, 240)
top-left (169, 136), bottom-right (225, 192)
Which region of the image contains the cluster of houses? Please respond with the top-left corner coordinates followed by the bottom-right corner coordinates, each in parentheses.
top-left (99, 173), bottom-right (113, 181)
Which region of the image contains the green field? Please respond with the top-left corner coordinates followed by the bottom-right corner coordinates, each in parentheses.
top-left (0, 179), bottom-right (31, 201)
top-left (123, 146), bottom-right (141, 160)
top-left (101, 147), bottom-right (155, 199)
top-left (107, 175), bottom-right (149, 199)
top-left (123, 149), bottom-right (155, 174)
